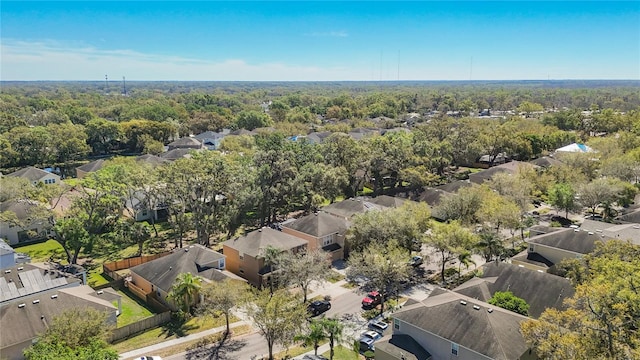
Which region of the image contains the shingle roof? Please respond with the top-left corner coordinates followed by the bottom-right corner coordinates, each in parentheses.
top-left (321, 198), bottom-right (385, 219)
top-left (367, 195), bottom-right (407, 208)
top-left (130, 245), bottom-right (228, 293)
top-left (0, 263), bottom-right (81, 303)
top-left (415, 187), bottom-right (449, 206)
top-left (434, 180), bottom-right (471, 193)
top-left (160, 148), bottom-right (200, 160)
top-left (394, 291), bottom-right (530, 360)
top-left (136, 154), bottom-right (169, 166)
top-left (0, 200), bottom-right (44, 221)
top-left (530, 156), bottom-right (562, 168)
top-left (617, 208), bottom-right (640, 224)
top-left (0, 286), bottom-right (116, 350)
top-left (282, 212), bottom-right (349, 238)
top-left (168, 137), bottom-right (203, 148)
top-left (375, 334), bottom-right (431, 360)
top-left (222, 227), bottom-right (307, 258)
top-left (528, 228), bottom-right (602, 254)
top-left (511, 251), bottom-right (554, 269)
top-left (193, 131), bottom-right (225, 140)
top-left (76, 159), bottom-right (106, 173)
top-left (468, 161), bottom-right (537, 184)
top-left (0, 239), bottom-right (13, 256)
top-left (6, 167), bottom-right (56, 182)
top-left (452, 261), bottom-right (575, 318)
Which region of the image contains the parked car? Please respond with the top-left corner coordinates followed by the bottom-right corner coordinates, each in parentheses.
top-left (302, 355), bottom-right (329, 360)
top-left (368, 319), bottom-right (389, 334)
top-left (361, 291), bottom-right (382, 309)
top-left (361, 330), bottom-right (382, 341)
top-left (307, 300), bottom-right (331, 316)
top-left (359, 336), bottom-right (376, 352)
top-left (409, 255), bottom-right (423, 267)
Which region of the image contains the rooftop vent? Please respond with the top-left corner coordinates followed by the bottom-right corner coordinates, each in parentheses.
top-left (518, 265), bottom-right (524, 268)
top-left (633, 225), bottom-right (640, 229)
top-left (596, 229), bottom-right (602, 233)
top-left (97, 290), bottom-right (104, 295)
top-left (4, 269), bottom-right (11, 274)
top-left (51, 294), bottom-right (58, 299)
top-left (460, 300), bottom-right (467, 305)
top-left (473, 305), bottom-right (481, 310)
top-left (487, 308), bottom-right (493, 313)
top-left (17, 267), bottom-right (24, 271)
top-left (32, 299), bottom-right (40, 304)
top-left (574, 229), bottom-right (580, 232)
top-left (588, 232), bottom-right (594, 235)
top-left (18, 303), bottom-right (25, 308)
top-left (184, 248), bottom-right (189, 252)
top-left (537, 270), bottom-right (544, 273)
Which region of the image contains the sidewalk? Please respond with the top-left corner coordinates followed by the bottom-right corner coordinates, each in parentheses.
top-left (118, 320), bottom-right (250, 360)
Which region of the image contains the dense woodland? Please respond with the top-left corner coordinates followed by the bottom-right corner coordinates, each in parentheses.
top-left (3, 81), bottom-right (640, 359)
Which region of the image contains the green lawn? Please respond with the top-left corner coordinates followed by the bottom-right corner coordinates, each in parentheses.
top-left (13, 240), bottom-right (66, 263)
top-left (322, 345), bottom-right (361, 360)
top-left (327, 270), bottom-right (345, 283)
top-left (115, 290), bottom-right (154, 327)
top-left (112, 313), bottom-right (239, 353)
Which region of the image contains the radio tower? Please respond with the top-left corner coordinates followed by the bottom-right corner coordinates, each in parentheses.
top-left (122, 76), bottom-right (127, 96)
top-left (104, 75), bottom-right (108, 94)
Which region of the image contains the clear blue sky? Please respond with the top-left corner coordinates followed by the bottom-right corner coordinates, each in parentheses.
top-left (2, 1), bottom-right (639, 81)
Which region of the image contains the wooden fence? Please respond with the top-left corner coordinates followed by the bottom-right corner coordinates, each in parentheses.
top-left (102, 252), bottom-right (171, 280)
top-left (110, 311), bottom-right (172, 342)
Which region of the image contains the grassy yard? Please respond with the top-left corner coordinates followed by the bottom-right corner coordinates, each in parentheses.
top-left (274, 340), bottom-right (328, 360)
top-left (112, 313), bottom-right (240, 353)
top-left (13, 240), bottom-right (66, 263)
top-left (322, 345), bottom-right (361, 360)
top-left (115, 290), bottom-right (155, 326)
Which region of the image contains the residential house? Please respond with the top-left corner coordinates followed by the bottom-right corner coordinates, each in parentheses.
top-left (281, 211), bottom-right (350, 261)
top-left (382, 291), bottom-right (536, 360)
top-left (135, 154), bottom-right (169, 167)
top-left (529, 156), bottom-right (562, 168)
top-left (0, 285), bottom-right (119, 360)
top-left (477, 153), bottom-right (510, 166)
top-left (229, 129), bottom-right (256, 136)
top-left (128, 244), bottom-right (239, 310)
top-left (305, 131), bottom-right (333, 144)
top-left (468, 161), bottom-right (536, 185)
top-left (0, 200), bottom-right (53, 245)
top-left (167, 137), bottom-right (205, 151)
top-left (222, 227), bottom-right (307, 287)
top-left (348, 128), bottom-right (379, 141)
top-left (414, 187), bottom-right (449, 207)
top-left (0, 239), bottom-right (30, 270)
top-left (193, 131), bottom-right (227, 150)
top-left (160, 148), bottom-right (202, 161)
top-left (321, 197), bottom-right (386, 220)
top-left (0, 263), bottom-right (82, 304)
top-left (123, 190), bottom-right (168, 222)
top-left (367, 195), bottom-right (407, 209)
top-left (75, 159), bottom-right (106, 179)
top-left (435, 180), bottom-right (472, 194)
top-left (450, 261), bottom-right (575, 318)
top-left (6, 167), bottom-right (60, 186)
top-left (520, 228), bottom-right (605, 270)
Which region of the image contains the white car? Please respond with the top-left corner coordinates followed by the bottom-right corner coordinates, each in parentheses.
top-left (361, 330), bottom-right (382, 341)
top-left (133, 357), bottom-right (162, 360)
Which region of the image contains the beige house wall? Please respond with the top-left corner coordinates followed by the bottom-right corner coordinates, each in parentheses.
top-left (281, 228), bottom-right (319, 250)
top-left (528, 243), bottom-right (581, 265)
top-left (222, 245), bottom-right (263, 287)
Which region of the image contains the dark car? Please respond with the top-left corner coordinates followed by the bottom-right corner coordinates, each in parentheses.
top-left (307, 300), bottom-right (331, 316)
top-left (361, 291), bottom-right (382, 309)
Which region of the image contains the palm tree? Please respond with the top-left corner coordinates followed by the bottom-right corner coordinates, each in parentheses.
top-left (476, 229), bottom-right (504, 262)
top-left (321, 318), bottom-right (344, 360)
top-left (168, 273), bottom-right (202, 314)
top-left (261, 245), bottom-right (281, 294)
top-left (457, 250), bottom-right (476, 283)
top-left (294, 320), bottom-right (326, 356)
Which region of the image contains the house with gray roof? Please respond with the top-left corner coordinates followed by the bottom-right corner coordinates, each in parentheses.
top-left (468, 161), bottom-right (537, 185)
top-left (305, 131), bottom-right (333, 144)
top-left (281, 211), bottom-right (350, 261)
top-left (321, 197), bottom-right (385, 219)
top-left (386, 290), bottom-right (536, 360)
top-left (0, 263), bottom-right (81, 304)
top-left (0, 285), bottom-right (118, 360)
top-left (128, 244), bottom-right (239, 310)
top-left (193, 131), bottom-right (227, 150)
top-left (167, 137), bottom-right (205, 151)
top-left (222, 227), bottom-right (307, 287)
top-left (0, 200), bottom-right (53, 245)
top-left (522, 227), bottom-right (607, 270)
top-left (367, 195), bottom-right (407, 209)
top-left (580, 219), bottom-right (640, 245)
top-left (451, 261), bottom-right (574, 318)
top-left (135, 154), bottom-right (169, 166)
top-left (75, 159), bottom-right (106, 179)
top-left (6, 167), bottom-right (60, 186)
top-left (160, 148), bottom-right (202, 161)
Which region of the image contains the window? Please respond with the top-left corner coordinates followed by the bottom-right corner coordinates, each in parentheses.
top-left (322, 234), bottom-right (333, 247)
top-left (451, 343), bottom-right (459, 356)
top-left (239, 252), bottom-right (244, 261)
top-left (394, 318), bottom-right (400, 330)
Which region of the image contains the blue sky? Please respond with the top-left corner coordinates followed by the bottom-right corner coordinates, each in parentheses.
top-left (2, 1), bottom-right (639, 81)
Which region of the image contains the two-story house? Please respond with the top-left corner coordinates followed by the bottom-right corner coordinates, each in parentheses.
top-left (281, 211), bottom-right (349, 261)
